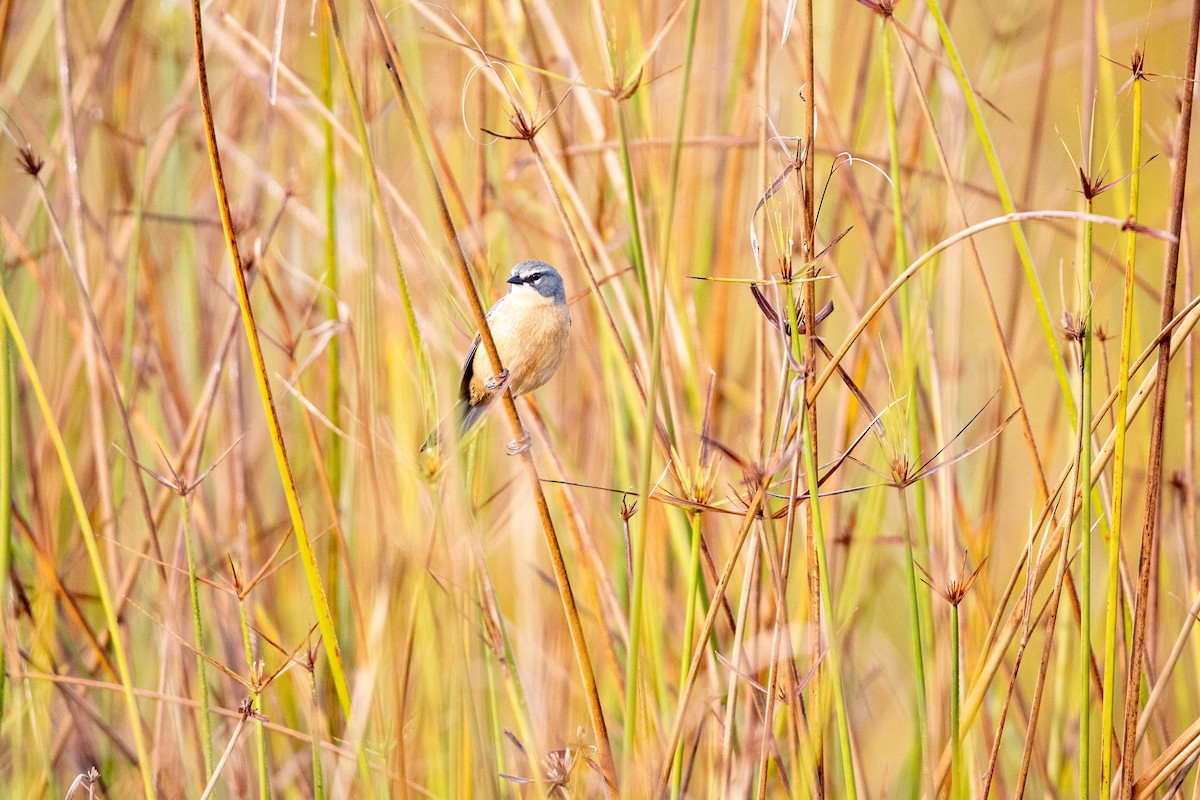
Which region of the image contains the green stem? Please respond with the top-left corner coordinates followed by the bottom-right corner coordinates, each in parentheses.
top-left (670, 511), bottom-right (704, 799)
top-left (621, 90), bottom-right (667, 778)
top-left (182, 496), bottom-right (214, 779)
top-left (0, 257), bottom-right (10, 723)
top-left (1100, 72), bottom-right (1141, 796)
top-left (899, 488), bottom-right (931, 798)
top-left (950, 603), bottom-right (962, 800)
top-left (238, 593), bottom-right (269, 799)
top-left (1080, 195), bottom-right (1094, 798)
top-left (310, 666), bottom-right (325, 800)
top-left (615, 101), bottom-right (652, 323)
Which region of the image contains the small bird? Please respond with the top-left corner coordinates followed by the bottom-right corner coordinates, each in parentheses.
top-left (430, 259), bottom-right (571, 453)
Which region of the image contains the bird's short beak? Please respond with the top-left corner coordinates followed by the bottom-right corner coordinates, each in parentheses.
top-left (506, 274), bottom-right (525, 285)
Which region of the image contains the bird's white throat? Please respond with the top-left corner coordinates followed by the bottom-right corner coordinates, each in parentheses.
top-left (506, 283), bottom-right (557, 307)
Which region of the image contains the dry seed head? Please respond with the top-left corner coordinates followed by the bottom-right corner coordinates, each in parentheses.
top-left (542, 727), bottom-right (594, 791)
top-left (917, 553), bottom-right (987, 607)
top-left (673, 446), bottom-right (719, 506)
top-left (855, 0), bottom-right (898, 16)
top-left (238, 696), bottom-right (267, 721)
top-left (1061, 310), bottom-right (1086, 343)
top-left (620, 495), bottom-right (638, 521)
top-left (1130, 47), bottom-right (1145, 80)
top-left (15, 145), bottom-right (44, 178)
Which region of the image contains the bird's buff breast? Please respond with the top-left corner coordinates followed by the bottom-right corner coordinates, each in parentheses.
top-left (469, 299), bottom-right (570, 404)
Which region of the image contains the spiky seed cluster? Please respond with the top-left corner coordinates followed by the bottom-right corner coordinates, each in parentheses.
top-left (855, 0), bottom-right (897, 16)
top-left (238, 696), bottom-right (267, 721)
top-left (917, 555), bottom-right (987, 607)
top-left (542, 728), bottom-right (595, 793)
top-left (1129, 47), bottom-right (1145, 81)
top-left (619, 496), bottom-right (638, 521)
top-left (672, 446), bottom-right (719, 507)
top-left (1061, 311), bottom-right (1087, 343)
top-left (890, 454), bottom-right (913, 486)
top-left (15, 145), bottom-right (43, 177)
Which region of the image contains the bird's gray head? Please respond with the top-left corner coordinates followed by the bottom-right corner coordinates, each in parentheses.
top-left (506, 259), bottom-right (566, 304)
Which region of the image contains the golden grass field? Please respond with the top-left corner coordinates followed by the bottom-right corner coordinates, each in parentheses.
top-left (1, 0), bottom-right (1199, 797)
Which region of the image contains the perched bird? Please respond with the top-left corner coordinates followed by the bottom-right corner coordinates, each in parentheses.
top-left (426, 259), bottom-right (571, 453)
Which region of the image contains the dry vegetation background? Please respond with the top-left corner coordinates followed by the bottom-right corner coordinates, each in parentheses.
top-left (1, 0), bottom-right (1199, 797)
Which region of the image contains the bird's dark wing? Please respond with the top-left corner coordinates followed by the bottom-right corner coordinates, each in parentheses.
top-left (458, 333), bottom-right (482, 404)
top-left (457, 296), bottom-right (505, 405)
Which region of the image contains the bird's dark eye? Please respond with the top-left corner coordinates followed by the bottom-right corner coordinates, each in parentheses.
top-left (528, 273), bottom-right (542, 282)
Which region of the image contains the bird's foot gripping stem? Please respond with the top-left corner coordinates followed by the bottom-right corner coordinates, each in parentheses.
top-left (506, 431), bottom-right (532, 456)
top-left (485, 367), bottom-right (510, 392)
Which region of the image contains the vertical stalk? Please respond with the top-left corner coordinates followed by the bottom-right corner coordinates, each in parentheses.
top-left (899, 487), bottom-right (931, 797)
top-left (237, 593), bottom-right (269, 798)
top-left (1102, 75), bottom-right (1144, 792)
top-left (670, 511), bottom-right (703, 799)
top-left (309, 664), bottom-right (325, 799)
top-left (950, 602), bottom-right (962, 800)
top-left (621, 103), bottom-right (660, 775)
top-left (1079, 192), bottom-right (1094, 799)
top-left (882, 17), bottom-right (931, 796)
top-left (182, 496), bottom-right (214, 779)
top-left (0, 252), bottom-right (9, 723)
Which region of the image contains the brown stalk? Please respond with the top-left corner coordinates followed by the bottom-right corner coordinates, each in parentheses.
top-left (1119, 7), bottom-right (1200, 794)
top-left (355, 1), bottom-right (620, 795)
top-left (0, 0), bottom-right (12, 70)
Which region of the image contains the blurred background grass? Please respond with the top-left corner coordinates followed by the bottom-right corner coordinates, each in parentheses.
top-left (0, 0), bottom-right (1198, 797)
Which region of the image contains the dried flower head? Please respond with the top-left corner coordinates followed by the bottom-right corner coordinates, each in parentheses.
top-left (619, 494), bottom-right (638, 521)
top-left (238, 696), bottom-right (268, 722)
top-left (15, 145), bottom-right (44, 178)
top-left (1061, 311), bottom-right (1087, 343)
top-left (917, 552), bottom-right (988, 607)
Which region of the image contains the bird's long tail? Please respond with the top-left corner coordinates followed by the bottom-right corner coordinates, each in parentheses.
top-left (419, 400), bottom-right (490, 453)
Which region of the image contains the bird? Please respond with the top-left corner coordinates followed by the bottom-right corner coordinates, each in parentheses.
top-left (425, 259), bottom-right (571, 454)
